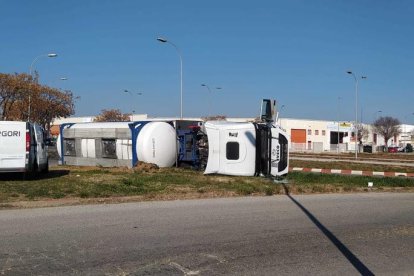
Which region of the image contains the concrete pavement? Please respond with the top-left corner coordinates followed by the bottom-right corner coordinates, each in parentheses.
top-left (0, 193), bottom-right (413, 275)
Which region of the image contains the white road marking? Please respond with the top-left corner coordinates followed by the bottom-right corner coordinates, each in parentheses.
top-left (373, 171), bottom-right (385, 176)
top-left (395, 172), bottom-right (407, 177)
top-left (200, 253), bottom-right (227, 263)
top-left (169, 262), bottom-right (200, 276)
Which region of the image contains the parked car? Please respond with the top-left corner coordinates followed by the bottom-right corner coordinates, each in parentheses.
top-left (363, 145), bottom-right (373, 153)
top-left (398, 143), bottom-right (413, 153)
top-left (388, 145), bottom-right (399, 153)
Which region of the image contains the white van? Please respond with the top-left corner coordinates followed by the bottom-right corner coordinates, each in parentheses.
top-left (0, 121), bottom-right (49, 175)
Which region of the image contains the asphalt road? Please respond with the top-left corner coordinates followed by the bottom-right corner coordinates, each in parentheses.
top-left (0, 193), bottom-right (413, 275)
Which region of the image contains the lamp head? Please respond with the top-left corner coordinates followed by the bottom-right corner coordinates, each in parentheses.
top-left (48, 53), bottom-right (58, 58)
top-left (157, 37), bottom-right (167, 43)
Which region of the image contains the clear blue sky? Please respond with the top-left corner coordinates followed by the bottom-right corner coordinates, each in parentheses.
top-left (1, 0), bottom-right (413, 123)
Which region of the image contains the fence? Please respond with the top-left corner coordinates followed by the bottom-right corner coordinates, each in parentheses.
top-left (291, 142), bottom-right (348, 153)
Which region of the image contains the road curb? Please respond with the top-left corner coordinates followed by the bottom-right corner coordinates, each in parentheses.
top-left (289, 167), bottom-right (414, 178)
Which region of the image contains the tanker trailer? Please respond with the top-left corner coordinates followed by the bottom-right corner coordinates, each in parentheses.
top-left (56, 121), bottom-right (177, 168)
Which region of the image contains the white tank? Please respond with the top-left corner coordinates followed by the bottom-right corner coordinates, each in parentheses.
top-left (136, 122), bottom-right (177, 167)
top-left (56, 121), bottom-right (177, 168)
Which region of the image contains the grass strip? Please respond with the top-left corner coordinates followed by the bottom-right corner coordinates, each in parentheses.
top-left (0, 167), bottom-right (413, 205)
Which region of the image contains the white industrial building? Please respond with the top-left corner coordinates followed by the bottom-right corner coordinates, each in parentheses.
top-left (279, 118), bottom-right (414, 153)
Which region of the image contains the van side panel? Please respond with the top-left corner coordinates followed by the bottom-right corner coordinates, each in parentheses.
top-left (34, 124), bottom-right (47, 170)
top-left (0, 122), bottom-right (26, 171)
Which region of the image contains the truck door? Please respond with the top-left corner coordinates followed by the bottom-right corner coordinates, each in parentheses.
top-left (33, 124), bottom-right (47, 168)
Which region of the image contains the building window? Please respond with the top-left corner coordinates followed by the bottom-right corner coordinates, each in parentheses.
top-left (322, 130), bottom-right (326, 136)
top-left (63, 139), bottom-right (76, 156)
top-left (315, 130), bottom-right (319, 135)
top-left (307, 129), bottom-right (311, 135)
top-left (102, 139), bottom-right (117, 159)
top-left (226, 142), bottom-right (239, 160)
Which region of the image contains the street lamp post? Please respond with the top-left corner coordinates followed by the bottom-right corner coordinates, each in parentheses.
top-left (157, 37), bottom-right (183, 120)
top-left (123, 89), bottom-right (143, 116)
top-left (201, 84), bottom-right (212, 117)
top-left (337, 96), bottom-right (341, 155)
top-left (201, 84), bottom-right (222, 117)
top-left (28, 53), bottom-right (58, 121)
top-left (347, 71), bottom-right (367, 160)
top-left (373, 110), bottom-right (382, 122)
top-left (49, 77), bottom-right (68, 89)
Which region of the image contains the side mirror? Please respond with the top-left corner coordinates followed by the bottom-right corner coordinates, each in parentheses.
top-left (260, 99), bottom-right (276, 123)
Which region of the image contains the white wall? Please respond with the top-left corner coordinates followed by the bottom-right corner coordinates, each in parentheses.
top-left (279, 118), bottom-right (333, 151)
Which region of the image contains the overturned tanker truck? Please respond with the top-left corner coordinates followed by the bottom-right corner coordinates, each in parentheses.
top-left (56, 99), bottom-right (289, 177)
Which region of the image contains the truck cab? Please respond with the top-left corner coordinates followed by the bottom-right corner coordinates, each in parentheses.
top-left (203, 121), bottom-right (289, 177)
top-left (203, 99), bottom-right (289, 178)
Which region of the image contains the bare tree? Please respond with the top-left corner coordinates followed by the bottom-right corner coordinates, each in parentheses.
top-left (355, 123), bottom-right (369, 145)
top-left (0, 73), bottom-right (75, 127)
top-left (0, 73), bottom-right (32, 120)
top-left (373, 116), bottom-right (401, 149)
top-left (94, 109), bottom-right (130, 122)
top-left (201, 115), bottom-right (227, 121)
